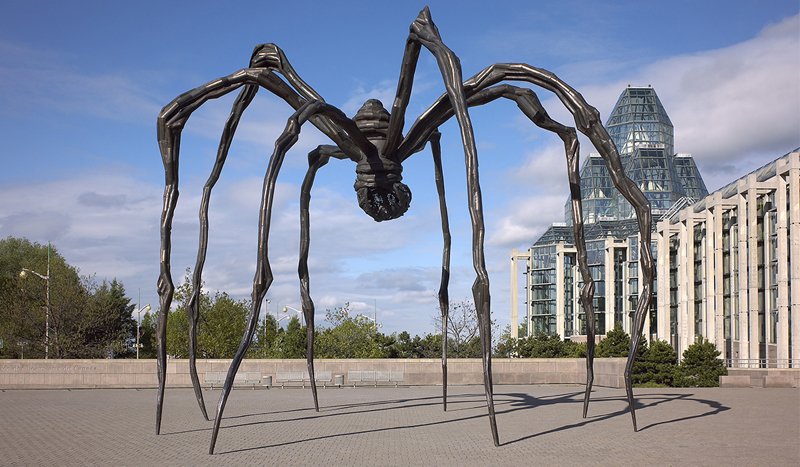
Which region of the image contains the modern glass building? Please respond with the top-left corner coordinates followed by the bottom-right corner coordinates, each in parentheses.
top-left (511, 86), bottom-right (708, 343)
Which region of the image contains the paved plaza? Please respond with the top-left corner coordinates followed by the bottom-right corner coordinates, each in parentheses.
top-left (0, 384), bottom-right (797, 466)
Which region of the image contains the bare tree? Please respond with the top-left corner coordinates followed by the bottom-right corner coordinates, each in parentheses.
top-left (433, 298), bottom-right (497, 357)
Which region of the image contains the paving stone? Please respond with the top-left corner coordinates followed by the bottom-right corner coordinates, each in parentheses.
top-left (0, 385), bottom-right (797, 466)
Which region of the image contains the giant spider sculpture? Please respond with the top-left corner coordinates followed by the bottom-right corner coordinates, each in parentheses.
top-left (156, 7), bottom-right (654, 453)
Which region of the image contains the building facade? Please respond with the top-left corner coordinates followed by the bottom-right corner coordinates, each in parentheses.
top-left (510, 86), bottom-right (799, 368)
top-left (656, 150), bottom-right (799, 368)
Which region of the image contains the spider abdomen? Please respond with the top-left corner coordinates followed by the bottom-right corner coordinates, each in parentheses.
top-left (352, 99), bottom-right (411, 221)
top-left (356, 182), bottom-right (412, 222)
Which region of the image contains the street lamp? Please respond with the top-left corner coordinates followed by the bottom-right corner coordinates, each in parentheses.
top-left (20, 242), bottom-right (50, 359)
top-left (282, 306), bottom-right (304, 326)
top-left (134, 304), bottom-right (151, 359)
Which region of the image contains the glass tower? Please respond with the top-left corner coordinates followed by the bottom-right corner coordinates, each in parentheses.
top-left (564, 86), bottom-right (707, 223)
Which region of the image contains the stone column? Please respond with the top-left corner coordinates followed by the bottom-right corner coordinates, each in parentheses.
top-left (679, 219), bottom-right (691, 355)
top-left (656, 224), bottom-right (670, 342)
top-left (776, 172), bottom-right (789, 365)
top-left (709, 203), bottom-right (724, 354)
top-left (737, 190), bottom-right (750, 365)
top-left (789, 158), bottom-right (800, 368)
top-left (746, 182), bottom-right (761, 366)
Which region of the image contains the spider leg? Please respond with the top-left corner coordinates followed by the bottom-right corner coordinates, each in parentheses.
top-left (156, 68), bottom-right (368, 436)
top-left (401, 65), bottom-right (653, 430)
top-left (209, 100), bottom-right (352, 454)
top-left (429, 129), bottom-right (451, 411)
top-left (393, 7), bottom-right (498, 446)
top-left (187, 84), bottom-right (260, 422)
top-left (298, 144), bottom-right (348, 411)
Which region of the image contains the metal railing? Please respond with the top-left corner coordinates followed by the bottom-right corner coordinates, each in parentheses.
top-left (725, 358), bottom-right (797, 369)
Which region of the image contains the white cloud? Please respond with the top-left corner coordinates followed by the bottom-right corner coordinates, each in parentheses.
top-left (562, 14), bottom-right (800, 190)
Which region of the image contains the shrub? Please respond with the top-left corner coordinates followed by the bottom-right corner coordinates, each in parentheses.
top-left (633, 339), bottom-right (677, 387)
top-left (673, 339), bottom-right (727, 387)
top-left (596, 325), bottom-right (630, 357)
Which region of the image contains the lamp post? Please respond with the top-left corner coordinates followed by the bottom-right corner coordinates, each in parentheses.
top-left (20, 242), bottom-right (50, 359)
top-left (134, 304), bottom-right (151, 359)
top-left (282, 305), bottom-right (304, 327)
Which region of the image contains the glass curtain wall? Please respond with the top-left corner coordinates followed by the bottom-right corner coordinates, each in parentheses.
top-left (531, 245), bottom-right (557, 335)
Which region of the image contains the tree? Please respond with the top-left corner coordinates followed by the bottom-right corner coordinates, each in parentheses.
top-left (164, 271), bottom-right (249, 359)
top-left (77, 278), bottom-right (136, 358)
top-left (0, 237), bottom-right (136, 359)
top-left (316, 303), bottom-right (383, 358)
top-left (674, 339), bottom-right (727, 387)
top-left (633, 339), bottom-right (677, 387)
top-left (138, 311), bottom-right (157, 358)
top-left (277, 315), bottom-right (307, 358)
top-left (432, 299), bottom-right (497, 358)
top-left (198, 292), bottom-right (248, 358)
top-left (596, 325), bottom-right (632, 357)
top-left (250, 313), bottom-right (281, 358)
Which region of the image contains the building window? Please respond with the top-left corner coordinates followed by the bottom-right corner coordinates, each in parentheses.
top-left (614, 248), bottom-right (626, 329)
top-left (579, 240), bottom-right (606, 335)
top-left (564, 253), bottom-right (576, 338)
top-left (767, 193), bottom-right (778, 344)
top-left (531, 245), bottom-right (557, 336)
top-left (722, 212), bottom-right (733, 341)
top-left (693, 225), bottom-right (705, 339)
top-left (669, 236), bottom-right (679, 350)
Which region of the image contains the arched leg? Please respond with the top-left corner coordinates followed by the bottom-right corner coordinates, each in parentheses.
top-left (564, 146), bottom-right (596, 418)
top-left (394, 8), bottom-right (499, 446)
top-left (297, 145), bottom-right (345, 411)
top-left (188, 84), bottom-right (260, 422)
top-left (398, 62), bottom-right (653, 428)
top-left (429, 130), bottom-right (451, 411)
top-left (156, 69), bottom-right (294, 436)
top-left (582, 122), bottom-right (653, 431)
top-left (209, 100), bottom-right (352, 454)
top-left (155, 65), bottom-right (368, 436)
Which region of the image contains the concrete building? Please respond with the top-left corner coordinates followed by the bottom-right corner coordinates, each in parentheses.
top-left (656, 150), bottom-right (799, 367)
top-left (510, 85), bottom-right (800, 368)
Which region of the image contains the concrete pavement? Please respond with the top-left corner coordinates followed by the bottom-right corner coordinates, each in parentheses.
top-left (0, 385), bottom-right (797, 466)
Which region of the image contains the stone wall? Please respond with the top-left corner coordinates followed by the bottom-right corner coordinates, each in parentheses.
top-left (0, 358), bottom-right (626, 389)
top-left (720, 368), bottom-right (800, 388)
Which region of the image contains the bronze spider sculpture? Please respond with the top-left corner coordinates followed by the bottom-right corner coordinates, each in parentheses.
top-left (155, 7), bottom-right (654, 453)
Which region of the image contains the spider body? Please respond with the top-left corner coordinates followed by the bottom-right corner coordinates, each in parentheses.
top-left (155, 7), bottom-right (654, 454)
top-left (352, 99), bottom-right (412, 221)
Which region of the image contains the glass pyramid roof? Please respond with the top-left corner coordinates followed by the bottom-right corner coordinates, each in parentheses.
top-left (562, 86), bottom-right (708, 224)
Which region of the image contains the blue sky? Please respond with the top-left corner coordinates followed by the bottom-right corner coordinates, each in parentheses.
top-left (1, 0), bottom-right (798, 336)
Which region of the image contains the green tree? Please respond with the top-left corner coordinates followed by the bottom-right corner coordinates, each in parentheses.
top-left (250, 313), bottom-right (281, 358)
top-left (633, 339), bottom-right (678, 387)
top-left (77, 278), bottom-right (136, 358)
top-left (276, 315), bottom-right (307, 358)
top-left (198, 292), bottom-right (248, 358)
top-left (163, 272), bottom-right (249, 359)
top-left (674, 339), bottom-right (727, 387)
top-left (138, 311), bottom-right (157, 358)
top-left (0, 237), bottom-right (136, 359)
top-left (493, 325), bottom-right (517, 358)
top-left (316, 303), bottom-right (382, 358)
top-left (596, 325), bottom-right (632, 357)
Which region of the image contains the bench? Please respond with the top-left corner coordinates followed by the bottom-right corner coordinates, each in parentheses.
top-left (203, 372), bottom-right (261, 389)
top-left (347, 370), bottom-right (404, 387)
top-left (275, 371), bottom-right (333, 388)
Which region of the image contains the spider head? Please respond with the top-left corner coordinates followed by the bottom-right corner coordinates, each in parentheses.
top-left (352, 99), bottom-right (411, 222)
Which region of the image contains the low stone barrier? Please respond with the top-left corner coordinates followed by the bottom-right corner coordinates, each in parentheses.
top-left (723, 368), bottom-right (800, 388)
top-left (0, 358), bottom-right (626, 390)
